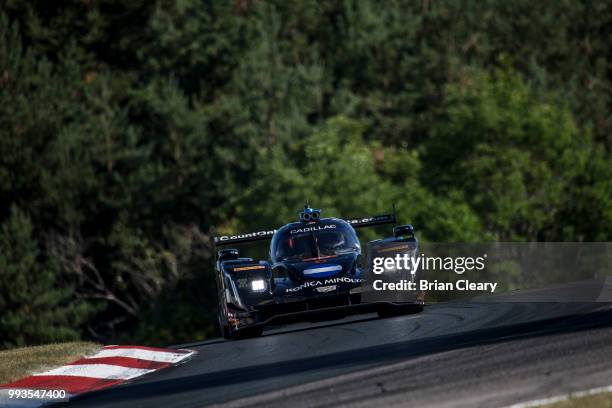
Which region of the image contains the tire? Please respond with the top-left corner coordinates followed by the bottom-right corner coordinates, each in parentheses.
top-left (219, 316), bottom-right (233, 340)
top-left (221, 323), bottom-right (233, 339)
top-left (219, 304), bottom-right (263, 340)
top-left (377, 304), bottom-right (423, 319)
top-left (220, 317), bottom-right (263, 340)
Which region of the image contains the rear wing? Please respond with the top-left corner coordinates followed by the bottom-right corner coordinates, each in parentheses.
top-left (214, 212), bottom-right (396, 246)
top-left (214, 229), bottom-right (277, 246)
top-left (345, 213), bottom-right (396, 229)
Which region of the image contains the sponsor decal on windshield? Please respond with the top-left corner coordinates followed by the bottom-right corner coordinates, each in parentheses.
top-left (303, 264), bottom-right (342, 278)
top-left (290, 224), bottom-right (336, 234)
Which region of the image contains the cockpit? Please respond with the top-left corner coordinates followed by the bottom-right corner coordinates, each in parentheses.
top-left (270, 219), bottom-right (360, 263)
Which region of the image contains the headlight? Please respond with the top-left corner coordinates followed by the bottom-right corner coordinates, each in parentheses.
top-left (251, 279), bottom-right (266, 292)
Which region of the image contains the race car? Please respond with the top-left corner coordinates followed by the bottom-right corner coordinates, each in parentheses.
top-left (214, 204), bottom-right (423, 339)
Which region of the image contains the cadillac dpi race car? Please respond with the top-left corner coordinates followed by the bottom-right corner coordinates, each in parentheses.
top-left (214, 205), bottom-right (423, 339)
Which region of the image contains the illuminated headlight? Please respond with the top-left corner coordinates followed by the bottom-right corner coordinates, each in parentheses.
top-left (251, 279), bottom-right (266, 292)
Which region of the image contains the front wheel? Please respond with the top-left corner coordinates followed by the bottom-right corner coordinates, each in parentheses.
top-left (221, 324), bottom-right (233, 339)
top-left (219, 316), bottom-right (233, 339)
top-left (219, 318), bottom-right (263, 340)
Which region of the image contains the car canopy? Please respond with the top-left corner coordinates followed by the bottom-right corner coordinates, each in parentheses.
top-left (270, 218), bottom-right (360, 263)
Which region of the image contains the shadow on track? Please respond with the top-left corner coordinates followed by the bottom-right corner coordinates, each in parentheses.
top-left (170, 315), bottom-right (382, 349)
top-left (261, 315), bottom-right (383, 337)
top-left (60, 305), bottom-right (612, 407)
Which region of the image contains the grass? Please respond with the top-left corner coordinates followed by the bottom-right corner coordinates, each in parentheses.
top-left (0, 342), bottom-right (101, 384)
top-left (543, 391), bottom-right (612, 407)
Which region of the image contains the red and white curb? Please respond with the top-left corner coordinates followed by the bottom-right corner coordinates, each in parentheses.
top-left (0, 345), bottom-right (195, 407)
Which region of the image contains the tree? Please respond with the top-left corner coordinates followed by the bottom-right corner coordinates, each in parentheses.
top-left (423, 67), bottom-right (609, 241)
top-left (0, 207), bottom-right (91, 348)
top-left (234, 116), bottom-right (483, 243)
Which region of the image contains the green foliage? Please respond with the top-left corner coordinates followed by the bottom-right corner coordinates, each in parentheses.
top-left (0, 207), bottom-right (92, 348)
top-left (423, 67), bottom-right (610, 241)
top-left (236, 116), bottom-right (396, 242)
top-left (0, 1), bottom-right (610, 347)
top-left (237, 116), bottom-right (484, 243)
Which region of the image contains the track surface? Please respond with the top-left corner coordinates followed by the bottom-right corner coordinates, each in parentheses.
top-left (57, 294), bottom-right (612, 408)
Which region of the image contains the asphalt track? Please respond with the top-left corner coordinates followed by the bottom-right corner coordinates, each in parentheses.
top-left (57, 288), bottom-right (612, 407)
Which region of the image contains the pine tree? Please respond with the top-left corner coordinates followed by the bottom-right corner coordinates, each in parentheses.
top-left (0, 207), bottom-right (91, 348)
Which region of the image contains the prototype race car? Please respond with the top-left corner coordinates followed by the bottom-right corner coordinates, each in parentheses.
top-left (213, 204), bottom-right (423, 339)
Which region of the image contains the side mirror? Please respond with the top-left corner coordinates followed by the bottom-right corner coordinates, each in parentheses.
top-left (218, 248), bottom-right (239, 261)
top-left (393, 224), bottom-right (415, 239)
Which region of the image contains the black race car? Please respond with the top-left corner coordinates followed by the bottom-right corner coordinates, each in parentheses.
top-left (213, 204), bottom-right (423, 339)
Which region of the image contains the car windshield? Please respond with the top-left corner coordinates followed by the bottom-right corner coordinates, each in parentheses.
top-left (274, 229), bottom-right (360, 261)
